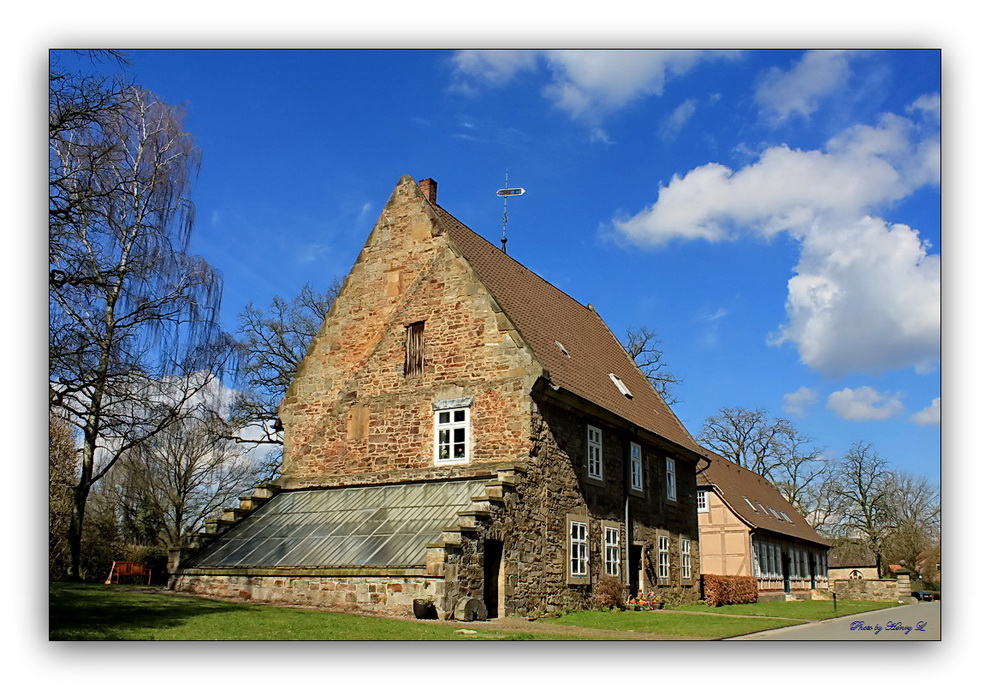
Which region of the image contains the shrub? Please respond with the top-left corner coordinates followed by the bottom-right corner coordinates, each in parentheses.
top-left (592, 576), bottom-right (627, 610)
top-left (701, 574), bottom-right (759, 606)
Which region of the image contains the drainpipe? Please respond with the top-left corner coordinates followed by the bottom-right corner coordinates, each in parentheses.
top-left (624, 439), bottom-right (632, 596)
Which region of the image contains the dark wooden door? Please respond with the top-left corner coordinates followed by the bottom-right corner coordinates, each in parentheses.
top-left (483, 540), bottom-right (503, 618)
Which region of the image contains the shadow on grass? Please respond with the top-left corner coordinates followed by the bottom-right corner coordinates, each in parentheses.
top-left (50, 582), bottom-right (248, 640)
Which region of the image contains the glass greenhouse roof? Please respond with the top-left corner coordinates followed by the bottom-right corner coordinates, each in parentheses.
top-left (188, 479), bottom-right (487, 569)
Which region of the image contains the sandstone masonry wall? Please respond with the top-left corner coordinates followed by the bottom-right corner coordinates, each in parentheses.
top-left (279, 176), bottom-right (541, 487)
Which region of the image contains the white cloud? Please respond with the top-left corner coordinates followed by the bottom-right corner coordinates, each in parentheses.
top-left (827, 386), bottom-right (904, 421)
top-left (783, 386), bottom-right (818, 416)
top-left (772, 215), bottom-right (940, 375)
top-left (452, 49), bottom-right (738, 138)
top-left (613, 108), bottom-right (940, 376)
top-left (910, 397), bottom-right (941, 426)
top-left (660, 99), bottom-right (698, 141)
top-left (450, 50), bottom-right (539, 88)
top-left (755, 50), bottom-right (857, 124)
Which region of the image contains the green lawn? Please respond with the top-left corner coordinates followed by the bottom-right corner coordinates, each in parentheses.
top-left (668, 599), bottom-right (901, 620)
top-left (549, 609), bottom-right (804, 638)
top-left (48, 583), bottom-right (576, 641)
top-left (49, 583), bottom-right (904, 641)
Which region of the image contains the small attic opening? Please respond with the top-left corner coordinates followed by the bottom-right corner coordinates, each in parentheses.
top-left (608, 373), bottom-right (633, 399)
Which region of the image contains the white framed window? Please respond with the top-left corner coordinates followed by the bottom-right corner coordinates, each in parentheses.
top-left (752, 541), bottom-right (761, 577)
top-left (434, 406), bottom-right (470, 463)
top-left (569, 520), bottom-right (589, 577)
top-left (629, 442), bottom-right (643, 491)
top-left (657, 535), bottom-right (670, 580)
top-left (665, 458), bottom-right (677, 500)
top-left (697, 489), bottom-right (709, 512)
top-left (680, 538), bottom-right (691, 579)
top-left (586, 425), bottom-right (603, 480)
top-left (604, 526), bottom-right (621, 577)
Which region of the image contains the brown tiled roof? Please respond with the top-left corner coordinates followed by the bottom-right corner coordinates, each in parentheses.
top-left (697, 452), bottom-right (830, 547)
top-left (432, 202), bottom-right (704, 458)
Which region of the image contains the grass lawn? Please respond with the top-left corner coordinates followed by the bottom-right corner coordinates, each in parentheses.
top-left (49, 583), bottom-right (579, 641)
top-left (50, 583), bottom-right (903, 641)
top-left (549, 609), bottom-right (804, 639)
top-left (668, 599), bottom-right (901, 620)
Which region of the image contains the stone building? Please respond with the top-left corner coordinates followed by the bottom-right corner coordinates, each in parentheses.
top-left (697, 453), bottom-right (831, 600)
top-left (170, 175), bottom-right (711, 619)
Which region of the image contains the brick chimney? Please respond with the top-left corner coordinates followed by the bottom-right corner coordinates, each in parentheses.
top-left (418, 178), bottom-right (437, 204)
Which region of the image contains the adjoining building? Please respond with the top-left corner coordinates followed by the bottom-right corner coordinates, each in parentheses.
top-left (697, 453), bottom-right (831, 600)
top-left (169, 176), bottom-right (709, 619)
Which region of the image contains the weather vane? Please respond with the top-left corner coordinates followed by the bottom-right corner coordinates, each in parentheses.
top-left (495, 170), bottom-right (525, 253)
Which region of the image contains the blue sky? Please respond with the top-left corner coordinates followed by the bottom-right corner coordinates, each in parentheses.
top-left (51, 48), bottom-right (942, 484)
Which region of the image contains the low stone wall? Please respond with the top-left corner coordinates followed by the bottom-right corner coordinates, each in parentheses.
top-left (832, 573), bottom-right (912, 602)
top-left (171, 571), bottom-right (444, 617)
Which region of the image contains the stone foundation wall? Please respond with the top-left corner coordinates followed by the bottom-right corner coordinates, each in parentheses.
top-left (172, 572), bottom-right (442, 617)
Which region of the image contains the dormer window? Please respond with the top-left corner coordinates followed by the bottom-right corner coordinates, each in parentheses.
top-left (405, 321), bottom-right (425, 377)
top-left (608, 373), bottom-right (633, 399)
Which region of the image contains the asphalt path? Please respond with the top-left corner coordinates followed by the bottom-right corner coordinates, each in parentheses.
top-left (727, 601), bottom-right (940, 640)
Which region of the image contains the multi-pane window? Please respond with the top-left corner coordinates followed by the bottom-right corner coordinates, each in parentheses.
top-left (587, 425), bottom-right (603, 480)
top-left (629, 442), bottom-right (643, 491)
top-left (570, 521), bottom-right (589, 577)
top-left (697, 489), bottom-right (709, 512)
top-left (604, 526), bottom-right (621, 577)
top-left (435, 407), bottom-right (469, 463)
top-left (665, 458), bottom-right (677, 500)
top-left (680, 538), bottom-right (691, 579)
top-left (404, 321), bottom-right (425, 377)
top-left (657, 535), bottom-right (670, 580)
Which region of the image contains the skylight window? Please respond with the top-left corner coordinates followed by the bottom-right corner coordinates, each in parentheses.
top-left (608, 373), bottom-right (633, 399)
top-left (743, 497), bottom-right (758, 511)
top-left (555, 341), bottom-right (570, 357)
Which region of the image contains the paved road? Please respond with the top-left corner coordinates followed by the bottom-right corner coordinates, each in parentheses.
top-left (728, 601), bottom-right (941, 641)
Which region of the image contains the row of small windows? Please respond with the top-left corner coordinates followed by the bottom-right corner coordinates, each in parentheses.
top-left (569, 520), bottom-right (691, 581)
top-left (752, 539), bottom-right (828, 580)
top-left (587, 425), bottom-right (678, 500)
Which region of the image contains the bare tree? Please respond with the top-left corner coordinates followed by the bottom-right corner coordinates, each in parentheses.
top-left (49, 412), bottom-right (77, 578)
top-left (230, 280), bottom-right (341, 452)
top-left (107, 411), bottom-right (265, 548)
top-left (49, 72), bottom-right (232, 579)
top-left (882, 471), bottom-right (940, 575)
top-left (624, 326), bottom-right (682, 404)
top-left (828, 442), bottom-right (895, 578)
top-left (697, 407), bottom-right (830, 521)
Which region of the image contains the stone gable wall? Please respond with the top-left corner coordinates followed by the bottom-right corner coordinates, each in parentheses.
top-left (280, 177), bottom-right (541, 486)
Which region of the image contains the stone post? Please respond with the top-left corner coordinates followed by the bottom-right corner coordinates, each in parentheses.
top-left (896, 572), bottom-right (913, 602)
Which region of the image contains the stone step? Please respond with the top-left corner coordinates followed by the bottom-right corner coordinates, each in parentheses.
top-left (204, 517), bottom-right (234, 534)
top-left (239, 494), bottom-right (270, 511)
top-left (221, 507), bottom-right (251, 522)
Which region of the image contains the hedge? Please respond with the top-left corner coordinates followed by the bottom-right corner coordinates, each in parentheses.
top-left (701, 574), bottom-right (759, 606)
